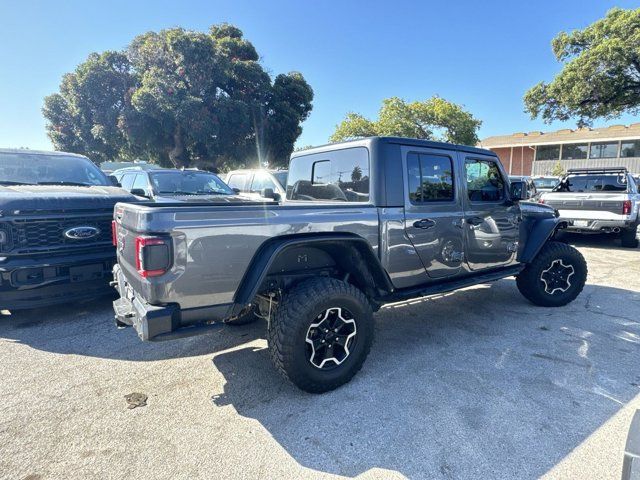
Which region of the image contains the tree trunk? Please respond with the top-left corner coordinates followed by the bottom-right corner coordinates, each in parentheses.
top-left (168, 125), bottom-right (188, 168)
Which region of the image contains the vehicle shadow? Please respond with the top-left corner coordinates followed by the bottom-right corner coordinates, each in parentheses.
top-left (209, 280), bottom-right (640, 478)
top-left (1, 280), bottom-right (639, 477)
top-left (560, 230), bottom-right (639, 251)
top-left (0, 295), bottom-right (266, 362)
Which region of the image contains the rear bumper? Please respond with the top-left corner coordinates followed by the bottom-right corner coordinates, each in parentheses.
top-left (562, 218), bottom-right (636, 233)
top-left (0, 250), bottom-right (115, 310)
top-left (112, 264), bottom-right (232, 341)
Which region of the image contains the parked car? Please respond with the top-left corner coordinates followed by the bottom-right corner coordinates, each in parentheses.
top-left (112, 168), bottom-right (262, 203)
top-left (112, 137), bottom-right (587, 393)
top-left (509, 175), bottom-right (538, 199)
top-left (539, 167), bottom-right (640, 248)
top-left (103, 161), bottom-right (159, 175)
top-left (224, 169), bottom-right (287, 201)
top-left (0, 149), bottom-right (137, 310)
top-left (532, 176), bottom-right (560, 193)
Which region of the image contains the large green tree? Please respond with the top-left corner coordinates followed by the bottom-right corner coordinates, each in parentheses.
top-left (524, 8), bottom-right (640, 126)
top-left (329, 96), bottom-right (481, 146)
top-left (43, 24), bottom-right (313, 169)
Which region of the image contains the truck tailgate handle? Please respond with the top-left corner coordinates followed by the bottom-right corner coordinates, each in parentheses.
top-left (413, 219), bottom-right (436, 229)
top-left (467, 216), bottom-right (484, 226)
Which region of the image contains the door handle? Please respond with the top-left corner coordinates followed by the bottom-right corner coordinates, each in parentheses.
top-left (413, 218), bottom-right (436, 229)
top-left (467, 216), bottom-right (484, 226)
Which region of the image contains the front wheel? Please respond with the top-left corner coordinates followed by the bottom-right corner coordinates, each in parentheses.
top-left (267, 277), bottom-right (374, 393)
top-left (516, 241), bottom-right (587, 307)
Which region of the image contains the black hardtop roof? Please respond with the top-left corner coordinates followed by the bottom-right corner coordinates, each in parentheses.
top-left (291, 136), bottom-right (494, 158)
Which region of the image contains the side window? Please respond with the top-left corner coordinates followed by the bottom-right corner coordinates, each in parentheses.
top-left (407, 153), bottom-right (454, 203)
top-left (132, 174), bottom-right (149, 191)
top-left (227, 174), bottom-right (249, 191)
top-left (465, 159), bottom-right (505, 202)
top-left (250, 172), bottom-right (277, 193)
top-left (120, 173), bottom-right (136, 191)
top-left (287, 147), bottom-right (370, 202)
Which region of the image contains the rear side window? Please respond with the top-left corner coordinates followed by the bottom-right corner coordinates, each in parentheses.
top-left (557, 174), bottom-right (628, 193)
top-left (407, 153), bottom-right (454, 203)
top-left (465, 159), bottom-right (505, 202)
top-left (287, 147), bottom-right (370, 202)
top-left (227, 173), bottom-right (250, 191)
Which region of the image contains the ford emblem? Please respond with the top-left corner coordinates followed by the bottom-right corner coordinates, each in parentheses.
top-left (64, 226), bottom-right (100, 240)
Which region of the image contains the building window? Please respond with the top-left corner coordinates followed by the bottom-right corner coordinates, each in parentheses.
top-left (407, 153), bottom-right (454, 203)
top-left (535, 145), bottom-right (560, 161)
top-left (561, 143), bottom-right (588, 160)
top-left (589, 142), bottom-right (619, 159)
top-left (621, 140), bottom-right (640, 158)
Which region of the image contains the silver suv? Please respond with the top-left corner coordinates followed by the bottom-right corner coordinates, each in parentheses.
top-left (224, 169), bottom-right (287, 201)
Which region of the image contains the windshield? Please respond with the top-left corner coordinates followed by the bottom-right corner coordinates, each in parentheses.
top-left (273, 171), bottom-right (288, 188)
top-left (149, 171), bottom-right (234, 195)
top-left (0, 152), bottom-right (109, 186)
top-left (554, 174), bottom-right (628, 193)
top-left (533, 177), bottom-right (559, 188)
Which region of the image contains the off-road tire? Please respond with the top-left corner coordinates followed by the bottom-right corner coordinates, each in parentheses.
top-left (516, 241), bottom-right (587, 307)
top-left (620, 227), bottom-right (639, 249)
top-left (225, 305), bottom-right (258, 325)
top-left (267, 277), bottom-right (374, 393)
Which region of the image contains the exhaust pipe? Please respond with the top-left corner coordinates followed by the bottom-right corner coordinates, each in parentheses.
top-left (613, 227), bottom-right (621, 233)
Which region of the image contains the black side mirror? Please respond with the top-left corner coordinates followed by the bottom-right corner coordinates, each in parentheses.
top-left (130, 188), bottom-right (149, 198)
top-left (261, 187), bottom-right (280, 200)
top-left (108, 175), bottom-right (121, 187)
top-left (510, 180), bottom-right (529, 201)
top-left (232, 187), bottom-right (241, 194)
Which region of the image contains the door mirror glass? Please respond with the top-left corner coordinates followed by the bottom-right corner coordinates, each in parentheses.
top-left (261, 188), bottom-right (281, 201)
top-left (510, 180), bottom-right (529, 201)
top-left (130, 188), bottom-right (149, 198)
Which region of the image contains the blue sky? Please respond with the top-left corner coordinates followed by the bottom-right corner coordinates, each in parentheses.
top-left (0, 0), bottom-right (638, 152)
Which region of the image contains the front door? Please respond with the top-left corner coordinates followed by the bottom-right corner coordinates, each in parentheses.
top-left (462, 156), bottom-right (519, 270)
top-left (403, 148), bottom-right (465, 278)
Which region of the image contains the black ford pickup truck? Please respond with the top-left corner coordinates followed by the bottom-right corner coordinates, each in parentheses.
top-left (0, 149), bottom-right (137, 310)
top-left (112, 137), bottom-right (588, 393)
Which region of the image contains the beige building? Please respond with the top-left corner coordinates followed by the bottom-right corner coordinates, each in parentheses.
top-left (479, 123), bottom-right (640, 176)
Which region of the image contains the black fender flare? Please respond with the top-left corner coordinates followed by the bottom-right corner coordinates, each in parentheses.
top-left (231, 232), bottom-right (394, 315)
top-left (517, 216), bottom-right (559, 264)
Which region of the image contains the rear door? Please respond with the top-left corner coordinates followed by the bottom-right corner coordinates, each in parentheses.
top-left (402, 147), bottom-right (465, 278)
top-left (462, 155), bottom-right (519, 270)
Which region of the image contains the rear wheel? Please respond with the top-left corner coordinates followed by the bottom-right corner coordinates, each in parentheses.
top-left (516, 241), bottom-right (587, 307)
top-left (267, 277), bottom-right (374, 393)
top-left (620, 227), bottom-right (639, 249)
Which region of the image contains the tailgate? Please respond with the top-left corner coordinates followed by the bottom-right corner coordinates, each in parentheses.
top-left (542, 193), bottom-right (628, 216)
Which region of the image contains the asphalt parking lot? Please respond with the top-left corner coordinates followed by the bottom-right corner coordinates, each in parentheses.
top-left (1, 234), bottom-right (639, 480)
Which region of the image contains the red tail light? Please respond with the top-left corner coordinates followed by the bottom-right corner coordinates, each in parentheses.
top-left (111, 221), bottom-right (118, 246)
top-left (538, 198), bottom-right (545, 204)
top-left (622, 200), bottom-right (632, 215)
top-left (135, 236), bottom-right (171, 278)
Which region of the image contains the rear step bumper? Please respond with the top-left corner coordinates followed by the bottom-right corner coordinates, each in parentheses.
top-left (111, 264), bottom-right (231, 341)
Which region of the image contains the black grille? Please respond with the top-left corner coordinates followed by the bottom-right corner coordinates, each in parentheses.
top-left (9, 216), bottom-right (113, 252)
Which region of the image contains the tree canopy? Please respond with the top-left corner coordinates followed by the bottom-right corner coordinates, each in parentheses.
top-left (524, 8), bottom-right (640, 126)
top-left (329, 96), bottom-right (481, 146)
top-left (43, 24), bottom-right (313, 169)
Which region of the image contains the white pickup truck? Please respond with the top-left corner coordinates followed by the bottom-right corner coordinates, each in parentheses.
top-left (539, 167), bottom-right (639, 248)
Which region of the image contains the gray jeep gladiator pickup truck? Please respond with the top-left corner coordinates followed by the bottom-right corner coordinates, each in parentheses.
top-left (112, 137), bottom-right (588, 393)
